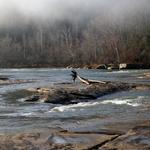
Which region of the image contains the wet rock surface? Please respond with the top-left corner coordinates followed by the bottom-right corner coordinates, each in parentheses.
top-left (0, 121), bottom-right (149, 150)
top-left (100, 121), bottom-right (150, 150)
top-left (23, 82), bottom-right (134, 104)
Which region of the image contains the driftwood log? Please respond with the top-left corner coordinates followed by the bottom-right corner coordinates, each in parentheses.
top-left (71, 70), bottom-right (106, 84)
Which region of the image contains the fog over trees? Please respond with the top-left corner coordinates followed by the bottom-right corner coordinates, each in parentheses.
top-left (0, 0), bottom-right (150, 67)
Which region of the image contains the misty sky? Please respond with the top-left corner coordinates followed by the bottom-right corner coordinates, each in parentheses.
top-left (0, 0), bottom-right (149, 27)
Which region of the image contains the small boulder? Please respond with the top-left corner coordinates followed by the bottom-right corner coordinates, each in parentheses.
top-left (107, 64), bottom-right (119, 70)
top-left (25, 95), bottom-right (40, 102)
top-left (0, 76), bottom-right (9, 81)
top-left (96, 64), bottom-right (107, 69)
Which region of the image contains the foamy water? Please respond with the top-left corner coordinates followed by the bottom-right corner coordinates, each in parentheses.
top-left (100, 96), bottom-right (144, 107)
top-left (50, 102), bottom-right (99, 112)
top-left (49, 96), bottom-right (145, 114)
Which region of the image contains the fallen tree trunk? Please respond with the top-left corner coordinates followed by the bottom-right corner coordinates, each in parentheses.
top-left (71, 70), bottom-right (106, 85)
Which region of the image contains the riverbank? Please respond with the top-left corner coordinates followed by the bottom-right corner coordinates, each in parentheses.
top-left (0, 63), bottom-right (150, 70)
top-left (67, 63), bottom-right (150, 70)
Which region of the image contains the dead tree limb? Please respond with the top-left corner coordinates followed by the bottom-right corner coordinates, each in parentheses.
top-left (71, 70), bottom-right (106, 85)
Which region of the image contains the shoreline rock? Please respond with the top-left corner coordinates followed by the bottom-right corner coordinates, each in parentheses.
top-left (0, 121), bottom-right (149, 150)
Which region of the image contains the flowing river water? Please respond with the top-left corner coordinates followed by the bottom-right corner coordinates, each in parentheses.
top-left (0, 69), bottom-right (150, 134)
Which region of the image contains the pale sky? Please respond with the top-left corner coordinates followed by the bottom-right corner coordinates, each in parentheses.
top-left (0, 0), bottom-right (149, 27)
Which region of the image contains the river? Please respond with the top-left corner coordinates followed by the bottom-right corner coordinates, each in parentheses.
top-left (0, 68), bottom-right (150, 133)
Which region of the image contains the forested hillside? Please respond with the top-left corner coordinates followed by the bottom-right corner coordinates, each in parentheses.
top-left (0, 0), bottom-right (150, 67)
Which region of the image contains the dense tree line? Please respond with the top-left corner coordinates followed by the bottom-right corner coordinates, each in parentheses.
top-left (0, 7), bottom-right (150, 67)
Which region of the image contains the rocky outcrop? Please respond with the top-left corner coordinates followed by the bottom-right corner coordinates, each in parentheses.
top-left (22, 81), bottom-right (150, 104)
top-left (24, 82), bottom-right (133, 104)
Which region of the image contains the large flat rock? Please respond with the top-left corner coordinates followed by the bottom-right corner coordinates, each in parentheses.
top-left (0, 121), bottom-right (149, 150)
top-left (0, 129), bottom-right (120, 150)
